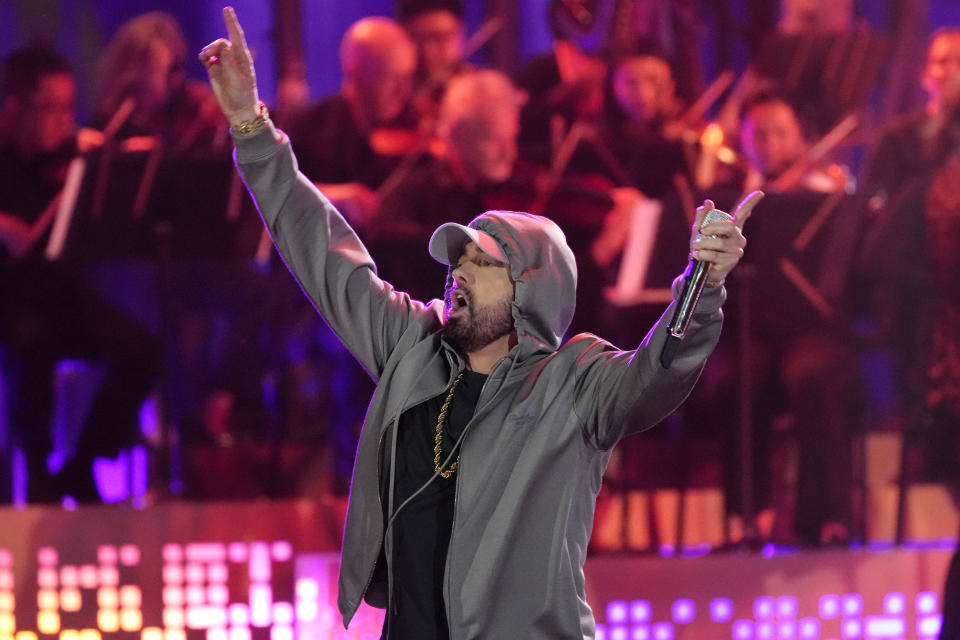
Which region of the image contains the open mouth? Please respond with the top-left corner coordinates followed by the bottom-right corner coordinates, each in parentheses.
top-left (450, 289), bottom-right (470, 315)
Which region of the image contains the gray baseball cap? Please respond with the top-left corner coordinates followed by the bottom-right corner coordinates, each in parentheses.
top-left (428, 223), bottom-right (507, 266)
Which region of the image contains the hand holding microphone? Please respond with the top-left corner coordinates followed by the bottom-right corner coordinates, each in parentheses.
top-left (660, 191), bottom-right (763, 368)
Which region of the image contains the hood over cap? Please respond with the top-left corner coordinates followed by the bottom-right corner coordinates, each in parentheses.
top-left (430, 210), bottom-right (578, 357)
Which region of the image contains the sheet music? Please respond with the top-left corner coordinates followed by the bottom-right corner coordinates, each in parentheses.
top-left (605, 197), bottom-right (673, 306)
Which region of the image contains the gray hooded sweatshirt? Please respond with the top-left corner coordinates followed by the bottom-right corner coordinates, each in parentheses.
top-left (233, 124), bottom-right (724, 639)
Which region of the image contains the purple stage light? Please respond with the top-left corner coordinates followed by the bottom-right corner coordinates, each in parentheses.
top-left (652, 622), bottom-right (673, 640)
top-left (916, 591), bottom-right (938, 615)
top-left (671, 599), bottom-right (694, 624)
top-left (918, 614), bottom-right (942, 637)
top-left (799, 617), bottom-right (820, 639)
top-left (607, 600), bottom-right (628, 624)
top-left (610, 625), bottom-right (628, 640)
top-left (630, 600), bottom-right (652, 623)
top-left (841, 594), bottom-right (862, 617)
top-left (757, 622), bottom-right (775, 640)
top-left (595, 623), bottom-right (608, 640)
top-left (733, 619), bottom-right (754, 640)
top-left (882, 592), bottom-right (905, 615)
top-left (777, 596), bottom-right (798, 620)
top-left (778, 621), bottom-right (796, 638)
top-left (631, 626), bottom-right (650, 640)
top-left (864, 615), bottom-right (906, 637)
top-left (754, 597), bottom-right (775, 620)
top-left (820, 595), bottom-right (840, 619)
top-left (841, 618), bottom-right (861, 639)
top-left (710, 598), bottom-right (733, 622)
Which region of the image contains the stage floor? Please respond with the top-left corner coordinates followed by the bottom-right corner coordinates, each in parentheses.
top-left (0, 499), bottom-right (952, 640)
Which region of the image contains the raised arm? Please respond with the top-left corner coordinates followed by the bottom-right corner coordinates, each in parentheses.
top-left (575, 192), bottom-right (762, 449)
top-left (199, 8), bottom-right (441, 378)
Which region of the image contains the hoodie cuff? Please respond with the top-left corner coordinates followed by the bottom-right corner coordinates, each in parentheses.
top-left (231, 122), bottom-right (286, 164)
top-left (670, 274), bottom-right (727, 315)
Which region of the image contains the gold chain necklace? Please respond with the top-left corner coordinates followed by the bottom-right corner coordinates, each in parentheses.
top-left (434, 372), bottom-right (463, 478)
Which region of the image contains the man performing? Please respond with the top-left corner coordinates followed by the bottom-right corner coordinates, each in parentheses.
top-left (200, 7), bottom-right (759, 639)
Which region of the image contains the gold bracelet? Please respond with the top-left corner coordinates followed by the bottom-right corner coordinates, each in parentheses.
top-left (231, 101), bottom-right (270, 136)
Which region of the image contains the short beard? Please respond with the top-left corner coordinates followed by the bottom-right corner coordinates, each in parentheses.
top-left (442, 295), bottom-right (514, 354)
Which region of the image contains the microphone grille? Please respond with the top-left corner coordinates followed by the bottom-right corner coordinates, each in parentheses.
top-left (698, 208), bottom-right (734, 237)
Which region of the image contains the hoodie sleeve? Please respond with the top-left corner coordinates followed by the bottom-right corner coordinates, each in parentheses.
top-left (572, 278), bottom-right (724, 450)
top-left (232, 124), bottom-right (441, 380)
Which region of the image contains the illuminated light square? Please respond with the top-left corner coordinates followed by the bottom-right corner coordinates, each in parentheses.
top-left (164, 630), bottom-right (186, 640)
top-left (918, 615), bottom-right (942, 636)
top-left (227, 544), bottom-right (247, 564)
top-left (754, 597), bottom-right (775, 620)
top-left (710, 598), bottom-right (732, 622)
top-left (652, 622), bottom-right (673, 640)
top-left (98, 567), bottom-right (118, 587)
top-left (141, 627), bottom-right (163, 640)
top-left (228, 628), bottom-right (250, 640)
top-left (0, 572), bottom-right (11, 589)
top-left (163, 608), bottom-right (185, 629)
top-left (0, 613), bottom-right (14, 634)
top-left (120, 609), bottom-right (143, 631)
top-left (269, 626), bottom-right (292, 640)
top-left (250, 585), bottom-right (272, 627)
top-left (777, 597), bottom-right (798, 620)
top-left (60, 567), bottom-right (78, 589)
top-left (163, 587), bottom-right (184, 608)
top-left (0, 551), bottom-right (11, 568)
top-left (757, 622), bottom-right (774, 640)
top-left (733, 620), bottom-right (754, 640)
top-left (841, 618), bottom-right (861, 639)
top-left (186, 585), bottom-right (206, 606)
top-left (799, 618), bottom-right (820, 639)
top-left (864, 616), bottom-right (905, 636)
top-left (882, 592), bottom-right (905, 616)
top-left (79, 566), bottom-right (97, 589)
top-left (208, 586), bottom-right (229, 606)
top-left (606, 601), bottom-right (628, 624)
top-left (249, 544), bottom-right (271, 582)
top-left (119, 545), bottom-right (140, 567)
top-left (820, 595), bottom-right (840, 619)
top-left (186, 565), bottom-right (205, 584)
top-left (186, 544), bottom-right (226, 564)
top-left (185, 606), bottom-right (228, 629)
top-left (916, 591), bottom-right (938, 615)
top-left (271, 603), bottom-right (293, 626)
top-left (0, 592), bottom-right (14, 611)
top-left (162, 545), bottom-right (183, 564)
top-left (97, 547), bottom-right (118, 566)
top-left (60, 589), bottom-right (82, 612)
top-left (163, 566), bottom-right (184, 585)
top-left (206, 628), bottom-right (227, 640)
top-left (15, 633), bottom-right (37, 640)
top-left (631, 626), bottom-right (649, 640)
top-left (841, 594), bottom-right (862, 617)
top-left (671, 599), bottom-right (694, 624)
top-left (38, 611), bottom-right (60, 634)
top-left (38, 589), bottom-right (58, 610)
top-left (98, 589), bottom-right (118, 609)
top-left (295, 600), bottom-right (317, 623)
top-left (207, 565), bottom-right (228, 584)
top-left (294, 579), bottom-right (317, 601)
top-left (97, 610), bottom-right (119, 633)
top-left (0, 634), bottom-right (11, 640)
top-left (120, 586), bottom-right (142, 609)
top-left (79, 629), bottom-right (101, 640)
top-left (629, 601), bottom-right (651, 623)
top-left (610, 627), bottom-right (628, 640)
top-left (595, 625), bottom-right (607, 640)
top-left (229, 605), bottom-right (249, 627)
top-left (60, 630), bottom-right (79, 640)
top-left (38, 569), bottom-right (58, 589)
top-left (270, 542), bottom-right (292, 562)
top-left (778, 622), bottom-right (796, 638)
top-left (38, 548), bottom-right (58, 567)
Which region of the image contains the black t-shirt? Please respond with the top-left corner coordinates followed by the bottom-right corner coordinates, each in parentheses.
top-left (379, 368), bottom-right (487, 640)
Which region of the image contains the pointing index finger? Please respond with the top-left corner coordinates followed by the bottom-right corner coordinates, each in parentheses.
top-left (223, 7), bottom-right (250, 55)
top-left (732, 190), bottom-right (764, 230)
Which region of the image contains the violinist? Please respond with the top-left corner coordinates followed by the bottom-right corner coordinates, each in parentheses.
top-left (0, 43), bottom-right (160, 504)
top-left (286, 17), bottom-right (418, 228)
top-left (374, 69), bottom-right (524, 301)
top-left (397, 0), bottom-right (470, 124)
